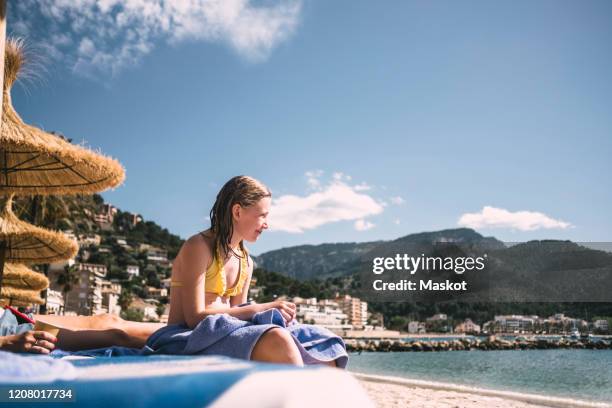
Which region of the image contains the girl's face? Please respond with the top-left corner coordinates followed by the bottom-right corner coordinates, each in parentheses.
top-left (233, 196), bottom-right (270, 242)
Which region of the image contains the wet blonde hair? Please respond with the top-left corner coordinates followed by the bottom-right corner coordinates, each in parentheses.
top-left (209, 176), bottom-right (271, 259)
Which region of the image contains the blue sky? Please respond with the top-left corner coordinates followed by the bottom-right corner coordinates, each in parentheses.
top-left (8, 0), bottom-right (612, 254)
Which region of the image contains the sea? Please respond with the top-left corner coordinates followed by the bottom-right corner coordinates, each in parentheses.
top-left (348, 349), bottom-right (612, 403)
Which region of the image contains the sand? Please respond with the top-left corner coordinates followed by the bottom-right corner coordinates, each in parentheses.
top-left (354, 373), bottom-right (612, 408)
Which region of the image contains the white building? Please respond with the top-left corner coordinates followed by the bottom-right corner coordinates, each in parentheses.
top-left (45, 289), bottom-right (64, 315)
top-left (144, 286), bottom-right (168, 299)
top-left (408, 321), bottom-right (426, 334)
top-left (101, 280), bottom-right (122, 315)
top-left (294, 297), bottom-right (352, 330)
top-left (129, 297), bottom-right (159, 321)
top-left (126, 265), bottom-right (140, 278)
top-left (49, 263), bottom-right (107, 316)
top-left (594, 319), bottom-right (609, 332)
top-left (78, 234), bottom-right (101, 247)
top-left (455, 318), bottom-right (481, 334)
top-left (493, 315), bottom-right (538, 333)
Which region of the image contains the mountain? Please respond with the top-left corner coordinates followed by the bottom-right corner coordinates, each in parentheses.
top-left (254, 228), bottom-right (504, 281)
top-left (253, 241), bottom-right (385, 281)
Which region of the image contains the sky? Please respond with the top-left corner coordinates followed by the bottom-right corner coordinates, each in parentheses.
top-left (8, 0), bottom-right (612, 254)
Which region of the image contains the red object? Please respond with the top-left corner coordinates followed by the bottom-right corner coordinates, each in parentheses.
top-left (3, 305), bottom-right (36, 324)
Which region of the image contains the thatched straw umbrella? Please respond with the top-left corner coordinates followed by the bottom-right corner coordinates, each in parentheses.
top-left (0, 286), bottom-right (44, 305)
top-left (0, 194), bottom-right (77, 298)
top-left (0, 263), bottom-right (48, 306)
top-left (0, 39), bottom-right (125, 196)
top-left (2, 262), bottom-right (48, 290)
top-left (0, 39), bottom-right (125, 305)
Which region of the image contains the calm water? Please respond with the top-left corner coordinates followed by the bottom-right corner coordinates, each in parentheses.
top-left (348, 350), bottom-right (612, 403)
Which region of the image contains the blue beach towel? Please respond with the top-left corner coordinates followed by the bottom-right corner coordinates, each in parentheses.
top-left (145, 308), bottom-right (348, 367)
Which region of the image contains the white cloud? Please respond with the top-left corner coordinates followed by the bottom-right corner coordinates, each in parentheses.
top-left (332, 172), bottom-right (351, 182)
top-left (305, 170), bottom-right (324, 190)
top-left (354, 219), bottom-right (375, 231)
top-left (390, 196), bottom-right (405, 205)
top-left (458, 206), bottom-right (572, 231)
top-left (269, 179), bottom-right (384, 233)
top-left (393, 218), bottom-right (401, 225)
top-left (353, 182), bottom-right (371, 191)
top-left (10, 0), bottom-right (302, 78)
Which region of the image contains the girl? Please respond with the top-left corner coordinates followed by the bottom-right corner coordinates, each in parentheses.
top-left (160, 176), bottom-right (347, 367)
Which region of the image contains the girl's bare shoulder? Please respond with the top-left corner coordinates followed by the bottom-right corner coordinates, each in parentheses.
top-left (180, 231), bottom-right (214, 262)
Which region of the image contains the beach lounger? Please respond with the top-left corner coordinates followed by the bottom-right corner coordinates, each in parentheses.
top-left (0, 351), bottom-right (373, 407)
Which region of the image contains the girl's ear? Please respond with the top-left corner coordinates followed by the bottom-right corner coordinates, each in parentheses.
top-left (232, 203), bottom-right (242, 220)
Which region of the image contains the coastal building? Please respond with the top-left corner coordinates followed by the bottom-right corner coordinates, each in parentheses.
top-left (115, 235), bottom-right (130, 249)
top-left (455, 318), bottom-right (481, 334)
top-left (489, 315), bottom-right (538, 334)
top-left (126, 265), bottom-right (140, 278)
top-left (248, 276), bottom-right (262, 301)
top-left (144, 286), bottom-right (168, 300)
top-left (544, 314), bottom-right (588, 334)
top-left (159, 304), bottom-right (170, 324)
top-left (94, 203), bottom-right (117, 228)
top-left (337, 295), bottom-right (368, 328)
top-left (141, 244), bottom-right (169, 265)
top-left (426, 314), bottom-right (450, 332)
top-left (129, 297), bottom-right (159, 321)
top-left (101, 280), bottom-right (122, 315)
top-left (408, 321), bottom-right (426, 334)
top-left (78, 233), bottom-right (101, 247)
top-left (594, 319), bottom-right (609, 333)
top-left (49, 263), bottom-right (108, 316)
top-left (45, 289), bottom-right (64, 315)
top-left (293, 297), bottom-right (352, 330)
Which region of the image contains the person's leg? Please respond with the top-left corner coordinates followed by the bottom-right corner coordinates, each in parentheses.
top-left (55, 328), bottom-right (141, 351)
top-left (251, 328), bottom-right (303, 366)
top-left (33, 314), bottom-right (164, 350)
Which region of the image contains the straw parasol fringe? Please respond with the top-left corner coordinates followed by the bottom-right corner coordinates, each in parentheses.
top-left (0, 38), bottom-right (126, 196)
top-left (0, 286), bottom-right (44, 305)
top-left (0, 194), bottom-right (78, 263)
top-left (2, 262), bottom-right (48, 291)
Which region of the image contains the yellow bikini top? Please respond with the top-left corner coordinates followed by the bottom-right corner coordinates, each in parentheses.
top-left (171, 240), bottom-right (249, 297)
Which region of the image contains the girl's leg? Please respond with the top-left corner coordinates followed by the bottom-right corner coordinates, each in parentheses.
top-left (55, 328), bottom-right (141, 351)
top-left (33, 314), bottom-right (164, 350)
top-left (251, 328), bottom-right (303, 366)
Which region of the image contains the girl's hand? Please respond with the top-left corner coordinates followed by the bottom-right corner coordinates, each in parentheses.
top-left (1, 330), bottom-right (57, 354)
top-left (268, 300), bottom-right (296, 324)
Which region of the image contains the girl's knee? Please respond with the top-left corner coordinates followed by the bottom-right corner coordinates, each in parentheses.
top-left (252, 328), bottom-right (303, 366)
top-left (263, 328), bottom-right (294, 346)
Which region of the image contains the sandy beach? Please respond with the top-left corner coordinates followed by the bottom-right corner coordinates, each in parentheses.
top-left (355, 373), bottom-right (612, 408)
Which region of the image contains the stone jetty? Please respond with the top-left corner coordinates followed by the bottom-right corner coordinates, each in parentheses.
top-left (345, 336), bottom-right (612, 353)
